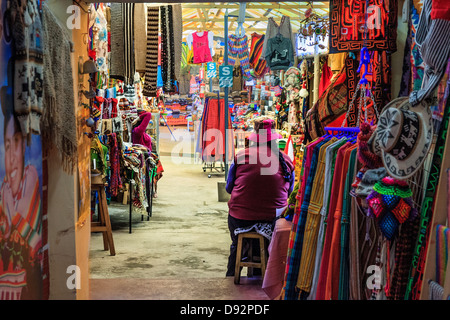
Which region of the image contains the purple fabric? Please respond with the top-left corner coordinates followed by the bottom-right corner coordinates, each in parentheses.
top-left (227, 146), bottom-right (294, 221)
top-left (132, 112), bottom-right (152, 151)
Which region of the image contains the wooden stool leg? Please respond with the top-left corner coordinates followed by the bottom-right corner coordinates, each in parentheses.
top-left (234, 234), bottom-right (243, 284)
top-left (247, 239), bottom-right (253, 277)
top-left (100, 188), bottom-right (116, 256)
top-left (97, 189), bottom-right (109, 251)
top-left (259, 236), bottom-right (266, 280)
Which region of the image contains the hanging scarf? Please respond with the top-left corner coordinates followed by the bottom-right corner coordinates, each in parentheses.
top-left (109, 133), bottom-right (122, 197)
top-left (142, 6), bottom-right (159, 97)
top-left (160, 5), bottom-right (176, 93)
top-left (249, 33), bottom-right (267, 78)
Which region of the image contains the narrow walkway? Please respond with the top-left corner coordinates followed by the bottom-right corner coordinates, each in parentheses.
top-left (89, 126), bottom-right (269, 299)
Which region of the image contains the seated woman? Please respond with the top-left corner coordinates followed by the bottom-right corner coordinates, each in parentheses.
top-left (225, 118), bottom-right (295, 276)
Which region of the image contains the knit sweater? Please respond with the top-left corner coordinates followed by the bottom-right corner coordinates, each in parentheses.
top-left (265, 34), bottom-right (294, 71)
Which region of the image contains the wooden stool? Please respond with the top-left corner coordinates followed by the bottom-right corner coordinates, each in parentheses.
top-left (91, 183), bottom-right (115, 256)
top-left (234, 232), bottom-right (267, 284)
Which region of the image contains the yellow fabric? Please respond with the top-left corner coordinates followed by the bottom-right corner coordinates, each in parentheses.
top-left (296, 137), bottom-right (337, 292)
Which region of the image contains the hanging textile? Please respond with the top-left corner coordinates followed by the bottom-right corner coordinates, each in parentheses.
top-left (160, 5), bottom-right (176, 93)
top-left (228, 34), bottom-right (252, 82)
top-left (343, 51), bottom-right (391, 128)
top-left (109, 133), bottom-right (122, 197)
top-left (41, 1), bottom-right (77, 173)
top-left (11, 0), bottom-right (44, 137)
top-left (201, 98), bottom-right (233, 163)
top-left (408, 0), bottom-right (450, 106)
top-left (123, 4), bottom-right (135, 84)
top-left (171, 4), bottom-right (183, 81)
top-left (249, 33), bottom-right (267, 78)
top-left (435, 225), bottom-right (450, 286)
top-left (142, 6), bottom-right (159, 97)
top-left (89, 4), bottom-right (109, 89)
top-left (262, 16), bottom-right (296, 60)
top-left (328, 0), bottom-right (398, 53)
top-left (134, 3), bottom-right (147, 73)
top-left (110, 3), bottom-right (135, 84)
top-left (319, 60), bottom-right (332, 97)
top-left (265, 34), bottom-right (295, 71)
top-left (110, 4), bottom-right (124, 81)
top-left (232, 61), bottom-right (243, 93)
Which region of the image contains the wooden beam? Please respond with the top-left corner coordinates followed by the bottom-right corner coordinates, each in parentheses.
top-left (208, 8), bottom-right (223, 29)
top-left (184, 17), bottom-right (312, 22)
top-left (181, 3), bottom-right (330, 9)
top-left (87, 0), bottom-right (329, 5)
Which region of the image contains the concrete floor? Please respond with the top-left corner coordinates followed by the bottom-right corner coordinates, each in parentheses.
top-left (89, 126), bottom-right (269, 300)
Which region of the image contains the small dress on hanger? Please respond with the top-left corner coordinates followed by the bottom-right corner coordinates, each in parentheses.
top-left (189, 31), bottom-right (213, 64)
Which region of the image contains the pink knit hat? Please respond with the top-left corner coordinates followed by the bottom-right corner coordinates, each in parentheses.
top-left (248, 118), bottom-right (282, 143)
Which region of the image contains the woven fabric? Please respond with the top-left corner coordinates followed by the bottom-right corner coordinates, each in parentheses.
top-left (387, 214), bottom-right (420, 300)
top-left (367, 194), bottom-right (385, 219)
top-left (296, 138), bottom-right (337, 293)
top-left (110, 3), bottom-right (125, 80)
top-left (283, 139), bottom-right (327, 299)
top-left (314, 142), bottom-right (352, 300)
top-left (160, 5), bottom-right (176, 93)
top-left (429, 280), bottom-right (444, 300)
top-left (234, 223), bottom-right (273, 241)
top-left (382, 194), bottom-right (401, 210)
top-left (228, 34), bottom-right (252, 82)
top-left (11, 0), bottom-right (44, 137)
top-left (391, 199), bottom-right (412, 223)
top-left (171, 4), bottom-right (183, 81)
top-left (249, 33), bottom-right (267, 78)
top-left (308, 138), bottom-right (347, 299)
top-left (357, 122), bottom-right (383, 169)
top-left (378, 212), bottom-right (399, 240)
top-left (372, 178), bottom-right (413, 198)
top-left (134, 3), bottom-right (147, 72)
top-left (123, 3), bottom-right (135, 84)
top-left (436, 225), bottom-right (450, 285)
top-left (109, 133), bottom-right (122, 197)
top-left (329, 0), bottom-right (398, 53)
top-left (42, 2), bottom-right (77, 173)
top-left (142, 7), bottom-right (159, 97)
top-left (281, 138), bottom-right (323, 299)
top-left (324, 144), bottom-right (358, 300)
top-left (338, 148), bottom-right (358, 300)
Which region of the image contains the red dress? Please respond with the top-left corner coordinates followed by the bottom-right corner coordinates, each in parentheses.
top-left (192, 32), bottom-right (212, 64)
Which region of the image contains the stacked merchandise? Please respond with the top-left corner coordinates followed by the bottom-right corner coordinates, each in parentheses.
top-left (231, 103), bottom-right (260, 131)
top-left (87, 3), bottom-right (164, 216)
top-left (164, 97), bottom-right (192, 126)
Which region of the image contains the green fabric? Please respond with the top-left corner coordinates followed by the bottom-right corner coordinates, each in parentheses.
top-left (338, 147), bottom-right (357, 300)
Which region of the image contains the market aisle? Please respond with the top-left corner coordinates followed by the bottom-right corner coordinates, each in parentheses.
top-left (89, 137), bottom-right (269, 299)
top-left (90, 153), bottom-right (230, 279)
